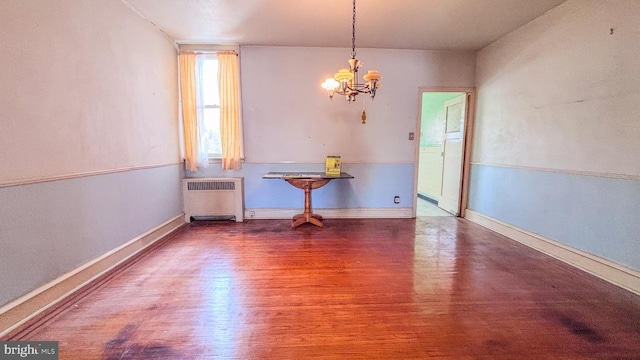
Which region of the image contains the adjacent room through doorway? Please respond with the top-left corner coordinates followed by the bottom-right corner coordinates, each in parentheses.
top-left (415, 90), bottom-right (471, 217)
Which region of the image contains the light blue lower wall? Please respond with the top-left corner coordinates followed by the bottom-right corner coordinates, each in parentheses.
top-left (0, 165), bottom-right (183, 307)
top-left (468, 164), bottom-right (640, 271)
top-left (186, 162), bottom-right (415, 209)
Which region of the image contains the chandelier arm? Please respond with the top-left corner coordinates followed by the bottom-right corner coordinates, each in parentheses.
top-left (333, 84), bottom-right (373, 96)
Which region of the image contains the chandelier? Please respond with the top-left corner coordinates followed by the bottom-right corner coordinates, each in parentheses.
top-left (321, 0), bottom-right (382, 103)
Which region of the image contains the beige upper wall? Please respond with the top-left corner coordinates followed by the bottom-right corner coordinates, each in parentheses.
top-left (241, 46), bottom-right (476, 164)
top-left (0, 0), bottom-right (180, 185)
top-left (474, 0), bottom-right (640, 176)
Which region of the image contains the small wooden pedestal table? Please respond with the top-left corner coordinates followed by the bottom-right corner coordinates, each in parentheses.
top-left (263, 172), bottom-right (354, 228)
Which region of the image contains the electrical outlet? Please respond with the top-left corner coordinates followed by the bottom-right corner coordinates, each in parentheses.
top-left (408, 132), bottom-right (415, 140)
top-left (250, 211), bottom-right (256, 218)
top-left (394, 196), bottom-right (400, 204)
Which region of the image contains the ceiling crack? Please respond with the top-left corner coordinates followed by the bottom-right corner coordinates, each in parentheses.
top-left (120, 0), bottom-right (178, 50)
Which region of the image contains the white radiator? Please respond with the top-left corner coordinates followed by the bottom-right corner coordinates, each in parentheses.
top-left (182, 178), bottom-right (244, 222)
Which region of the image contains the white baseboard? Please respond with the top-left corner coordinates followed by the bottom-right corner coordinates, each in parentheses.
top-left (464, 209), bottom-right (640, 295)
top-left (0, 215), bottom-right (186, 338)
top-left (245, 207), bottom-right (413, 220)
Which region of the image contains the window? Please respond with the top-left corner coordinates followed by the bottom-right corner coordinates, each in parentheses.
top-left (178, 50), bottom-right (244, 171)
top-left (199, 56), bottom-right (222, 158)
top-left (179, 50), bottom-right (243, 171)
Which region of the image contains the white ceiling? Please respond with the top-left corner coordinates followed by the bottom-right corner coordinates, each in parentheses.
top-left (123, 0), bottom-right (567, 50)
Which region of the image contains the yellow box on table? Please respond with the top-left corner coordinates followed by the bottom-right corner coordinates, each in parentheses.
top-left (325, 155), bottom-right (341, 176)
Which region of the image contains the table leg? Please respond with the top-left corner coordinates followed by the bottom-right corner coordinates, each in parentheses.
top-left (285, 178), bottom-right (330, 228)
top-left (292, 182), bottom-right (323, 228)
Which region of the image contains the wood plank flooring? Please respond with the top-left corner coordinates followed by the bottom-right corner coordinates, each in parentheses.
top-left (5, 218), bottom-right (640, 359)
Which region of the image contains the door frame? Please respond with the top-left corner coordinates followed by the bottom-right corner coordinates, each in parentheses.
top-left (412, 87), bottom-right (476, 218)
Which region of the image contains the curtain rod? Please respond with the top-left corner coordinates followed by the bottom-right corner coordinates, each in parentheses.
top-left (179, 50), bottom-right (238, 56)
top-left (178, 44), bottom-right (239, 53)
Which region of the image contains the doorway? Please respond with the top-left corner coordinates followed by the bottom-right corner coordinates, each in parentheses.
top-left (414, 89), bottom-right (474, 217)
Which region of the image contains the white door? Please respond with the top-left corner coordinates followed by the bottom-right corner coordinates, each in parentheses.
top-left (438, 94), bottom-right (467, 215)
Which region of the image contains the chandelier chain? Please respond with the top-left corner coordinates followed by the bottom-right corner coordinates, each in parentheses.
top-left (351, 0), bottom-right (357, 58)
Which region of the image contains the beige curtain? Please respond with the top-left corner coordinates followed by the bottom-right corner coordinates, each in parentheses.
top-left (178, 52), bottom-right (199, 172)
top-left (217, 51), bottom-right (243, 170)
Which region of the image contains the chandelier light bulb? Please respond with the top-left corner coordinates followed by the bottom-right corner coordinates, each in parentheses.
top-left (321, 78), bottom-right (339, 91)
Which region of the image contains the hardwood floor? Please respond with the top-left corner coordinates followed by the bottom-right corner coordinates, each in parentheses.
top-left (5, 218), bottom-right (640, 359)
